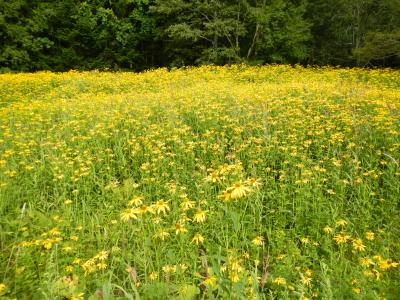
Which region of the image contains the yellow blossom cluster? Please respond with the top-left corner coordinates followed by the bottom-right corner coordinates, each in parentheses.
top-left (1, 65), bottom-right (399, 299)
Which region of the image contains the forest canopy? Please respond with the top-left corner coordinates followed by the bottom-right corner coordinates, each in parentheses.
top-left (1, 0), bottom-right (399, 72)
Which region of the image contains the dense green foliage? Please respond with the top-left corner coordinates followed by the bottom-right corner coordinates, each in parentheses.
top-left (0, 0), bottom-right (400, 71)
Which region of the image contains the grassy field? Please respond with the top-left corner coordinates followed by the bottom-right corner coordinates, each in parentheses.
top-left (0, 65), bottom-right (399, 299)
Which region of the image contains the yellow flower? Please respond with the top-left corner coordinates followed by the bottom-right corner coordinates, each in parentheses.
top-left (229, 272), bottom-right (240, 282)
top-left (63, 246), bottom-right (73, 252)
top-left (0, 283), bottom-right (6, 293)
top-left (301, 276), bottom-right (312, 285)
top-left (66, 265), bottom-right (73, 272)
top-left (245, 178), bottom-right (262, 188)
top-left (373, 255), bottom-right (383, 261)
top-left (218, 190), bottom-right (232, 202)
top-left (153, 230), bottom-right (170, 241)
top-left (174, 222), bottom-right (188, 235)
top-left (121, 208), bottom-right (138, 221)
top-left (139, 205), bottom-right (154, 214)
top-left (301, 237), bottom-right (309, 244)
top-left (352, 239), bottom-right (366, 252)
top-left (333, 233), bottom-right (351, 244)
top-left (97, 262), bottom-right (107, 270)
top-left (277, 254), bottom-right (286, 260)
top-left (82, 258), bottom-right (97, 274)
top-left (205, 171), bottom-right (221, 183)
top-left (360, 257), bottom-right (374, 267)
top-left (96, 251), bottom-right (109, 261)
top-left (180, 198), bottom-right (196, 210)
top-left (379, 259), bottom-right (393, 270)
top-left (390, 261), bottom-right (399, 268)
top-left (192, 209), bottom-right (207, 223)
top-left (251, 236), bottom-right (264, 246)
top-left (304, 269), bottom-right (312, 277)
top-left (363, 270), bottom-right (373, 277)
top-left (180, 264), bottom-right (188, 272)
top-left (149, 271), bottom-right (158, 280)
top-left (43, 239), bottom-right (53, 249)
top-left (191, 233), bottom-right (204, 245)
top-left (179, 213), bottom-right (191, 223)
top-left (372, 269), bottom-right (382, 280)
top-left (335, 219), bottom-right (348, 227)
top-left (228, 182), bottom-right (252, 199)
top-left (273, 277), bottom-right (286, 285)
top-left (70, 293), bottom-right (85, 300)
top-left (353, 288), bottom-right (361, 294)
top-left (162, 265), bottom-right (171, 273)
top-left (365, 231), bottom-right (374, 241)
top-left (111, 246), bottom-right (121, 253)
top-left (153, 217), bottom-right (163, 224)
top-left (326, 189), bottom-right (336, 195)
top-left (128, 196), bottom-right (143, 206)
top-left (323, 226), bottom-right (333, 234)
top-left (204, 275), bottom-right (217, 287)
top-left (154, 200), bottom-right (170, 215)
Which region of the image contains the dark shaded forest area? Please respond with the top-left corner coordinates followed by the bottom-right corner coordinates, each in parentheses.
top-left (1, 0), bottom-right (399, 72)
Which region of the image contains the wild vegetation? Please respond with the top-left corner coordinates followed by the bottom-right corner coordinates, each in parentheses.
top-left (0, 65), bottom-right (399, 299)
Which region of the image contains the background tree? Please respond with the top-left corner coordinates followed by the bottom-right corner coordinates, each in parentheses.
top-left (150, 0), bottom-right (247, 66)
top-left (0, 0), bottom-right (399, 71)
top-left (306, 0), bottom-right (400, 66)
top-left (353, 31), bottom-right (400, 67)
top-left (243, 0), bottom-right (311, 64)
top-left (0, 0), bottom-right (54, 71)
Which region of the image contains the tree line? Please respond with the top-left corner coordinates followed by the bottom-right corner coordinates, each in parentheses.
top-left (1, 0), bottom-right (399, 72)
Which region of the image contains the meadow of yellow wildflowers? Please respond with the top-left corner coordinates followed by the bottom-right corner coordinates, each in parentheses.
top-left (0, 65), bottom-right (399, 299)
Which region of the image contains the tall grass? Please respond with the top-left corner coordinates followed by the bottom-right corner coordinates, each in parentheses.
top-left (0, 65), bottom-right (399, 299)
